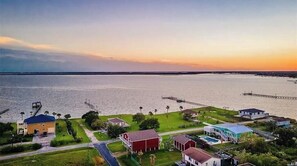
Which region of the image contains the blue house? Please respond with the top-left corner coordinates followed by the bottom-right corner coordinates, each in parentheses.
top-left (204, 124), bottom-right (253, 143)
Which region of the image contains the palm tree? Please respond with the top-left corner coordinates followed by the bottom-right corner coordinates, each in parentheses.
top-left (20, 112), bottom-right (25, 120)
top-left (139, 106), bottom-right (143, 113)
top-left (179, 106), bottom-right (183, 111)
top-left (150, 154), bottom-right (156, 166)
top-left (57, 113), bottom-right (61, 119)
top-left (138, 150), bottom-right (143, 165)
top-left (166, 105), bottom-right (170, 118)
top-left (52, 112), bottom-right (57, 118)
top-left (44, 111), bottom-right (49, 115)
top-left (154, 109), bottom-right (158, 114)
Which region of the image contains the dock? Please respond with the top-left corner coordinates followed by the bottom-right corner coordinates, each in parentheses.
top-left (32, 101), bottom-right (42, 116)
top-left (0, 109), bottom-right (10, 115)
top-left (243, 92), bottom-right (297, 100)
top-left (162, 96), bottom-right (208, 107)
top-left (84, 99), bottom-right (101, 113)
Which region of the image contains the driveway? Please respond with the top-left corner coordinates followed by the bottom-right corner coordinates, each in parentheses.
top-left (94, 143), bottom-right (119, 166)
top-left (32, 133), bottom-right (55, 146)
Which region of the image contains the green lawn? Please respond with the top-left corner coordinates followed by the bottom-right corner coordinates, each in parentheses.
top-left (118, 150), bottom-right (181, 166)
top-left (70, 120), bottom-right (90, 143)
top-left (0, 123), bottom-right (32, 146)
top-left (100, 111), bottom-right (204, 133)
top-left (94, 132), bottom-right (110, 141)
top-left (194, 107), bottom-right (245, 123)
top-left (0, 148), bottom-right (105, 166)
top-left (107, 141), bottom-right (126, 153)
top-left (52, 119), bottom-right (90, 146)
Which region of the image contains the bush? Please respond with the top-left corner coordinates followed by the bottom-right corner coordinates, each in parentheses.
top-left (132, 113), bottom-right (145, 124)
top-left (32, 143), bottom-right (42, 150)
top-left (75, 137), bottom-right (83, 143)
top-left (0, 145), bottom-right (25, 154)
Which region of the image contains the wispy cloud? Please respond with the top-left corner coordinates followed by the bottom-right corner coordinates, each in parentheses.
top-left (0, 36), bottom-right (55, 50)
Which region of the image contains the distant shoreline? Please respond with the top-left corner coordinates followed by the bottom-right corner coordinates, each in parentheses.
top-left (0, 71), bottom-right (296, 78)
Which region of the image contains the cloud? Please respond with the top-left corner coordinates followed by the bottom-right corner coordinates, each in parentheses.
top-left (0, 36), bottom-right (55, 50)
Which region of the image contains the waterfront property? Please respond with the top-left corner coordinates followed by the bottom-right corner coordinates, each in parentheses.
top-left (182, 147), bottom-right (221, 166)
top-left (204, 123), bottom-right (253, 143)
top-left (270, 117), bottom-right (291, 127)
top-left (173, 134), bottom-right (196, 151)
top-left (199, 135), bottom-right (221, 145)
top-left (239, 108), bottom-right (268, 120)
top-left (107, 118), bottom-right (130, 127)
top-left (119, 129), bottom-right (161, 153)
top-left (17, 114), bottom-right (55, 135)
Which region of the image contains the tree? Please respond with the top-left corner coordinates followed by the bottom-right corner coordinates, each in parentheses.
top-left (154, 109), bottom-right (158, 114)
top-left (183, 112), bottom-right (193, 121)
top-left (166, 105), bottom-right (170, 118)
top-left (138, 150), bottom-right (143, 165)
top-left (52, 112), bottom-right (57, 118)
top-left (44, 111), bottom-right (49, 115)
top-left (240, 133), bottom-right (269, 153)
top-left (20, 112), bottom-right (25, 120)
top-left (163, 136), bottom-right (174, 151)
top-left (139, 106), bottom-right (143, 113)
top-left (139, 118), bottom-right (160, 130)
top-left (149, 111), bottom-right (153, 116)
top-left (132, 113), bottom-right (145, 124)
top-left (179, 106), bottom-right (183, 111)
top-left (149, 154), bottom-right (156, 166)
top-left (274, 128), bottom-right (297, 147)
top-left (30, 111), bottom-right (33, 116)
top-left (57, 113), bottom-right (62, 119)
top-left (107, 125), bottom-right (126, 138)
top-left (64, 114), bottom-right (71, 119)
top-left (82, 111), bottom-right (99, 127)
top-left (266, 121), bottom-right (277, 132)
top-left (91, 119), bottom-right (105, 130)
top-left (0, 122), bottom-right (13, 136)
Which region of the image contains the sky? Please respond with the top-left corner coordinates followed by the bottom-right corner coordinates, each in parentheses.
top-left (0, 0), bottom-right (296, 71)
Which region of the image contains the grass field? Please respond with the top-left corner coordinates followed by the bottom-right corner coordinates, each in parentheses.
top-left (52, 120), bottom-right (90, 146)
top-left (0, 148), bottom-right (105, 166)
top-left (107, 141), bottom-right (126, 153)
top-left (100, 111), bottom-right (204, 132)
top-left (194, 107), bottom-right (244, 123)
top-left (94, 132), bottom-right (110, 141)
top-left (118, 150), bottom-right (181, 166)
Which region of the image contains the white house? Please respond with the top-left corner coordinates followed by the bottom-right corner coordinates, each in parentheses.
top-left (182, 147), bottom-right (221, 166)
top-left (239, 108), bottom-right (268, 120)
top-left (107, 118), bottom-right (130, 127)
top-left (270, 117), bottom-right (290, 127)
top-left (204, 123), bottom-right (253, 143)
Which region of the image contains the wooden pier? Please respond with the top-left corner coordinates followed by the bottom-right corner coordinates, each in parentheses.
top-left (243, 92), bottom-right (297, 100)
top-left (84, 99), bottom-right (101, 113)
top-left (0, 109), bottom-right (10, 115)
top-left (162, 96), bottom-right (208, 107)
top-left (32, 101), bottom-right (42, 116)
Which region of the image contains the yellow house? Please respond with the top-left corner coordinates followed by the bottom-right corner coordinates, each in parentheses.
top-left (17, 114), bottom-right (55, 135)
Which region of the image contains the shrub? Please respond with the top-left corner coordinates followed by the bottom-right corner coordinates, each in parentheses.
top-left (32, 143), bottom-right (42, 150)
top-left (75, 137), bottom-right (83, 143)
top-left (0, 145), bottom-right (25, 154)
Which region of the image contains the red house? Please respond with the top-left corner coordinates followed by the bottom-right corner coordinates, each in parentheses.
top-left (120, 129), bottom-right (161, 153)
top-left (173, 134), bottom-right (196, 151)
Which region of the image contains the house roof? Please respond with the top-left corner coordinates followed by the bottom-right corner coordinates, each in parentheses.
top-left (124, 129), bottom-right (160, 142)
top-left (183, 147), bottom-right (214, 163)
top-left (108, 118), bottom-right (126, 124)
top-left (272, 117), bottom-right (289, 122)
top-left (214, 123), bottom-right (253, 134)
top-left (239, 108), bottom-right (265, 113)
top-left (24, 114), bottom-right (55, 124)
top-left (173, 135), bottom-right (194, 145)
top-left (182, 109), bottom-right (198, 114)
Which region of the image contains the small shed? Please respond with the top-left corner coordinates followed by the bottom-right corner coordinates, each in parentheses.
top-left (173, 135), bottom-right (196, 151)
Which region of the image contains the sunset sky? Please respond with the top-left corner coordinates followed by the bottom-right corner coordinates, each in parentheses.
top-left (0, 0), bottom-right (296, 71)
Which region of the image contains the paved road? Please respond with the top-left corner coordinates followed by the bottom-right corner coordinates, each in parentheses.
top-left (94, 143), bottom-right (119, 166)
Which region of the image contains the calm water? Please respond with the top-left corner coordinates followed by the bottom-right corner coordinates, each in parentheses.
top-left (0, 74), bottom-right (296, 122)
